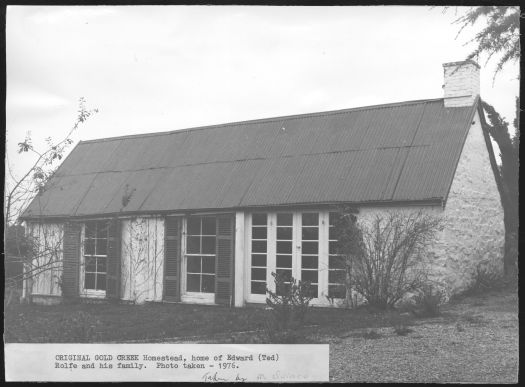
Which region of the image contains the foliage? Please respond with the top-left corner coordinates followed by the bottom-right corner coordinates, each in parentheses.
top-left (4, 98), bottom-right (97, 301)
top-left (4, 224), bottom-right (31, 281)
top-left (331, 209), bottom-right (444, 309)
top-left (393, 324), bottom-right (413, 336)
top-left (452, 6), bottom-right (520, 80)
top-left (55, 311), bottom-right (100, 343)
top-left (412, 284), bottom-right (446, 317)
top-left (5, 97), bottom-right (98, 228)
top-left (120, 218), bottom-right (164, 303)
top-left (4, 280), bottom-right (23, 309)
top-left (54, 311), bottom-right (102, 343)
top-left (390, 312), bottom-right (413, 336)
top-left (480, 100), bottom-right (519, 277)
top-left (264, 272), bottom-right (313, 342)
top-left (461, 264), bottom-right (507, 297)
top-left (329, 205), bottom-right (361, 307)
top-left (363, 329), bottom-right (381, 339)
top-left (446, 5), bottom-right (520, 278)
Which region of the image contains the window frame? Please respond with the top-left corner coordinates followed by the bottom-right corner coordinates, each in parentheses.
top-left (181, 215), bottom-right (217, 303)
top-left (79, 220), bottom-right (109, 298)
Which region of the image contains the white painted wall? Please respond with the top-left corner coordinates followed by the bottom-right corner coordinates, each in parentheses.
top-left (26, 222), bottom-right (64, 296)
top-left (120, 217), bottom-right (165, 304)
top-left (430, 110), bottom-right (505, 294)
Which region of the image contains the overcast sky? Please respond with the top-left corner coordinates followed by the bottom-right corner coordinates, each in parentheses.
top-left (6, 5), bottom-right (520, 182)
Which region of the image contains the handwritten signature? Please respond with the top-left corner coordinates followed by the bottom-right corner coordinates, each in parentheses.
top-left (201, 371), bottom-right (247, 382)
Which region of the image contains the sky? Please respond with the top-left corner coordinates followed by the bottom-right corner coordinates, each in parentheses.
top-left (5, 5), bottom-right (520, 184)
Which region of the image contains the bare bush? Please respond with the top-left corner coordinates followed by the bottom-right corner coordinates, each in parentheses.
top-left (332, 208), bottom-right (445, 309)
top-left (412, 284), bottom-right (446, 317)
top-left (463, 263), bottom-right (508, 296)
top-left (4, 98), bottom-right (97, 302)
top-left (264, 272), bottom-right (313, 343)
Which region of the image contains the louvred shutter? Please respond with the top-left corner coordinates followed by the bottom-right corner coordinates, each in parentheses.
top-left (62, 221), bottom-right (81, 298)
top-left (215, 215), bottom-right (234, 306)
top-left (164, 216), bottom-right (182, 301)
top-left (106, 218), bottom-right (121, 300)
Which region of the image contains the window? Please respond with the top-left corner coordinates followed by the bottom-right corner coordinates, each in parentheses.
top-left (84, 220), bottom-right (109, 292)
top-left (186, 216), bottom-right (216, 293)
top-left (250, 213), bottom-right (268, 295)
top-left (301, 213), bottom-right (319, 298)
top-left (328, 212), bottom-right (346, 298)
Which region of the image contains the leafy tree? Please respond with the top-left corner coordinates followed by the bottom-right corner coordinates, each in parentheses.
top-left (4, 98), bottom-right (97, 304)
top-left (448, 6), bottom-right (520, 278)
top-left (453, 6), bottom-right (520, 80)
top-left (5, 97), bottom-right (97, 229)
top-left (481, 98), bottom-right (519, 277)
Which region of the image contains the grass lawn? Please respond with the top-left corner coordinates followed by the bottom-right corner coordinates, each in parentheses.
top-left (4, 298), bottom-right (407, 343)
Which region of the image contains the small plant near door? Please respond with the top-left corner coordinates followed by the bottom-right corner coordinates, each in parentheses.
top-left (264, 272), bottom-right (313, 343)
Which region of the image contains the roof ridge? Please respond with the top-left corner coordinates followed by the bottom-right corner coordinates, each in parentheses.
top-left (79, 97), bottom-right (445, 144)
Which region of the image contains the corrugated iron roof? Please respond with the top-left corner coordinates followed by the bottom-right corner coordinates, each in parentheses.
top-left (22, 98), bottom-right (478, 219)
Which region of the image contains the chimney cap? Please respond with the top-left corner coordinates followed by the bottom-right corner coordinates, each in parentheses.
top-left (443, 59), bottom-right (481, 69)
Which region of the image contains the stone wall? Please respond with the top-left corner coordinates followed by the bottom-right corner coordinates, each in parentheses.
top-left (429, 109), bottom-right (504, 295)
top-left (120, 217), bottom-right (165, 304)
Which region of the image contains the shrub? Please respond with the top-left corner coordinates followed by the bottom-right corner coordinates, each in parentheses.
top-left (363, 329), bottom-right (381, 339)
top-left (331, 208), bottom-right (444, 309)
top-left (465, 264), bottom-right (507, 295)
top-left (393, 324), bottom-right (413, 336)
top-left (462, 313), bottom-right (486, 325)
top-left (56, 311), bottom-right (102, 342)
top-left (412, 284), bottom-right (445, 317)
top-left (264, 272), bottom-right (313, 343)
top-left (390, 312), bottom-right (413, 336)
top-left (264, 328), bottom-right (303, 344)
top-left (4, 279), bottom-right (22, 309)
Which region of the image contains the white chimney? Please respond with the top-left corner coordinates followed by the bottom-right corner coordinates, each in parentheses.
top-left (442, 60), bottom-right (480, 108)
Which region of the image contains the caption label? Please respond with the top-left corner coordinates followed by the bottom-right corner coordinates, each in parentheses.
top-left (5, 343), bottom-right (329, 382)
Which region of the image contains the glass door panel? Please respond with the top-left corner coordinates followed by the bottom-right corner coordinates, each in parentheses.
top-left (301, 212), bottom-right (319, 298)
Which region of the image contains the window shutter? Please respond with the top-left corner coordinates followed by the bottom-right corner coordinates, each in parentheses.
top-left (106, 218), bottom-right (121, 300)
top-left (215, 215), bottom-right (235, 306)
top-left (62, 221), bottom-right (81, 298)
top-left (164, 216), bottom-right (182, 301)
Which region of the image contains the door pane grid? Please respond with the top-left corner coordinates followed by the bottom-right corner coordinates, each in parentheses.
top-left (275, 213), bottom-right (294, 295)
top-left (251, 213), bottom-right (267, 295)
top-left (301, 213), bottom-right (319, 298)
top-left (328, 212), bottom-right (346, 298)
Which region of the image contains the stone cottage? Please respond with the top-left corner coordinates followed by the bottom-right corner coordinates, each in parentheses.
top-left (20, 60), bottom-right (504, 306)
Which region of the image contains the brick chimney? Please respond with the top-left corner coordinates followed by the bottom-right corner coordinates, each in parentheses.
top-left (442, 60), bottom-right (480, 108)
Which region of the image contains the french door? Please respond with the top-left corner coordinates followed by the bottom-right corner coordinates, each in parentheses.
top-left (246, 211), bottom-right (328, 304)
